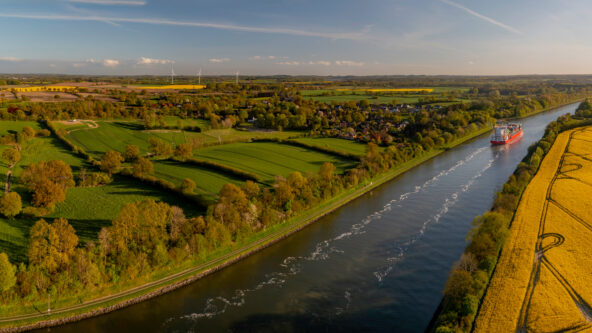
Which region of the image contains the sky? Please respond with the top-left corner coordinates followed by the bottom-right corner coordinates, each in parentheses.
top-left (0, 0), bottom-right (592, 75)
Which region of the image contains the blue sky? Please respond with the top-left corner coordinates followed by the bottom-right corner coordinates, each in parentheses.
top-left (0, 0), bottom-right (591, 75)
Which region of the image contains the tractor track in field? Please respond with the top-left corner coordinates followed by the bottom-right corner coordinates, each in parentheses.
top-left (517, 128), bottom-right (592, 332)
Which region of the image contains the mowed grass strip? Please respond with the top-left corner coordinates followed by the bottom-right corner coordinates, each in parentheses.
top-left (153, 160), bottom-right (244, 201)
top-left (66, 120), bottom-right (302, 157)
top-left (292, 137), bottom-right (368, 156)
top-left (66, 121), bottom-right (187, 156)
top-left (194, 142), bottom-right (356, 185)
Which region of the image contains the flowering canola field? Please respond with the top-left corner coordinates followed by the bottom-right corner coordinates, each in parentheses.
top-left (474, 127), bottom-right (592, 332)
top-left (2, 85), bottom-right (79, 92)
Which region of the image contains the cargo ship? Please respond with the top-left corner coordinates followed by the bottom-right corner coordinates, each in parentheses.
top-left (490, 122), bottom-right (522, 145)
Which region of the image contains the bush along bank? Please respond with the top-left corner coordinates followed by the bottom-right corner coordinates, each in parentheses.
top-left (433, 100), bottom-right (592, 333)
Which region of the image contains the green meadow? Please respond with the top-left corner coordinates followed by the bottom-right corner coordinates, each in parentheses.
top-left (0, 120), bottom-right (40, 135)
top-left (194, 141), bottom-right (356, 185)
top-left (64, 120), bottom-right (301, 157)
top-left (292, 137), bottom-right (369, 156)
top-left (153, 160), bottom-right (244, 201)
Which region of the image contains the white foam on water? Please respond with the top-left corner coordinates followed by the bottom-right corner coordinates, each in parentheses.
top-left (335, 290), bottom-right (352, 315)
top-left (372, 155), bottom-right (497, 282)
top-left (165, 146), bottom-right (490, 325)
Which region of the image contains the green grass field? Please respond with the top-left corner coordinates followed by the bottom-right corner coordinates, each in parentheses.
top-left (0, 120), bottom-right (40, 136)
top-left (161, 116), bottom-right (210, 130)
top-left (153, 160), bottom-right (244, 201)
top-left (194, 142), bottom-right (356, 185)
top-left (292, 137), bottom-right (369, 156)
top-left (65, 120), bottom-right (302, 157)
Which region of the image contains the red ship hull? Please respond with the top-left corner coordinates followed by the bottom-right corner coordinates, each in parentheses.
top-left (490, 130), bottom-right (522, 145)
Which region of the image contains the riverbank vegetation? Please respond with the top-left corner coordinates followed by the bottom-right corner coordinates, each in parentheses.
top-left (434, 100), bottom-right (592, 332)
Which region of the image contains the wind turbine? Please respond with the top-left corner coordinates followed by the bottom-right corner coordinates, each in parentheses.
top-left (235, 71), bottom-right (239, 85)
top-left (170, 63), bottom-right (176, 85)
top-left (197, 67), bottom-right (202, 85)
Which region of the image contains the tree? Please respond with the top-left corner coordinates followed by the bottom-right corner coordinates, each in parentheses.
top-left (28, 219), bottom-right (59, 274)
top-left (124, 144), bottom-right (140, 162)
top-left (108, 200), bottom-right (171, 262)
top-left (22, 126), bottom-right (36, 139)
top-left (21, 160), bottom-right (74, 208)
top-left (241, 180), bottom-right (260, 200)
top-left (319, 162), bottom-right (335, 181)
top-left (132, 157), bottom-right (153, 175)
top-left (169, 206), bottom-right (187, 242)
top-left (212, 183), bottom-right (249, 233)
top-left (30, 179), bottom-right (65, 208)
top-left (100, 150), bottom-right (123, 176)
top-left (51, 218), bottom-right (78, 270)
top-left (0, 192), bottom-right (21, 218)
top-left (174, 143), bottom-right (193, 160)
top-left (443, 269), bottom-right (473, 304)
top-left (148, 138), bottom-right (173, 157)
top-left (2, 148), bottom-right (20, 168)
top-left (0, 253), bottom-right (16, 292)
top-left (180, 178), bottom-right (196, 194)
top-left (29, 219), bottom-right (79, 275)
top-left (21, 160), bottom-right (74, 190)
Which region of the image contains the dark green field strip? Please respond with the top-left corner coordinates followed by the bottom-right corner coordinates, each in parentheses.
top-left (194, 142), bottom-right (355, 184)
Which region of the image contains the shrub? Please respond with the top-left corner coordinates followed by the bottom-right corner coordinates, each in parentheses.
top-left (179, 178), bottom-right (196, 194)
top-left (0, 192), bottom-right (21, 218)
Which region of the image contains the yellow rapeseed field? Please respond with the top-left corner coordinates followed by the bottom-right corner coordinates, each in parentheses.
top-left (474, 127), bottom-right (592, 332)
top-left (135, 84), bottom-right (206, 90)
top-left (2, 85), bottom-right (79, 92)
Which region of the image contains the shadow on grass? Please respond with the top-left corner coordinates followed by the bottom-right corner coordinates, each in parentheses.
top-left (158, 159), bottom-right (247, 182)
top-left (111, 121), bottom-right (144, 131)
top-left (0, 238), bottom-right (28, 263)
top-left (110, 175), bottom-right (206, 216)
top-left (66, 218), bottom-right (112, 243)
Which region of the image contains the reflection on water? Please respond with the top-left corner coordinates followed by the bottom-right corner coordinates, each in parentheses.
top-left (44, 104), bottom-right (579, 333)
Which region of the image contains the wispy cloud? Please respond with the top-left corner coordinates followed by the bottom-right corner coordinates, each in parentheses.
top-left (103, 59), bottom-right (119, 67)
top-left (82, 58), bottom-right (119, 67)
top-left (209, 58), bottom-right (229, 63)
top-left (250, 55), bottom-right (276, 60)
top-left (137, 57), bottom-right (173, 65)
top-left (309, 61), bottom-right (331, 66)
top-left (0, 13), bottom-right (368, 40)
top-left (277, 61), bottom-right (301, 66)
top-left (0, 57), bottom-right (22, 62)
top-left (439, 0), bottom-right (522, 35)
top-left (335, 60), bottom-right (364, 66)
top-left (65, 0), bottom-right (146, 5)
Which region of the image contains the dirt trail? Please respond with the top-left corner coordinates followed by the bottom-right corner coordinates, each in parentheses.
top-left (4, 170), bottom-right (11, 193)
